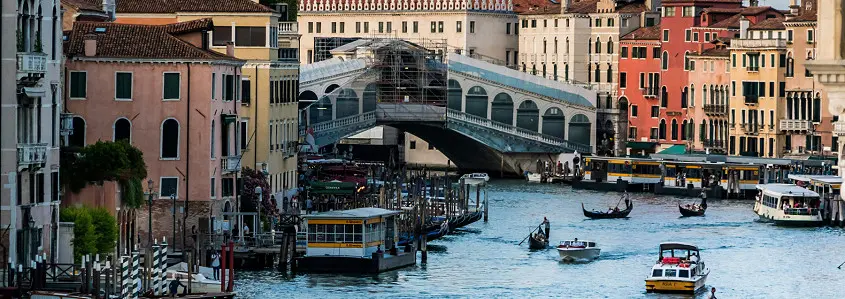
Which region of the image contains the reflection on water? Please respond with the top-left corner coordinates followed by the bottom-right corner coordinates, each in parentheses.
top-left (236, 180), bottom-right (845, 298)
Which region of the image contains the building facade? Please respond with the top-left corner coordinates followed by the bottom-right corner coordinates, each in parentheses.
top-left (115, 0), bottom-right (301, 212)
top-left (63, 20), bottom-right (244, 248)
top-left (782, 0), bottom-right (834, 157)
top-left (618, 26), bottom-right (661, 154)
top-left (297, 0), bottom-right (520, 64)
top-left (2, 0), bottom-right (65, 268)
top-left (688, 41), bottom-right (730, 154)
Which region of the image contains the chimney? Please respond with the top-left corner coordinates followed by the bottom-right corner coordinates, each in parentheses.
top-left (226, 41), bottom-right (235, 57)
top-left (788, 0), bottom-right (800, 16)
top-left (749, 0), bottom-right (758, 7)
top-left (83, 34), bottom-right (97, 57)
top-left (102, 0), bottom-right (115, 20)
top-left (739, 16), bottom-right (750, 39)
top-left (561, 0), bottom-right (571, 13)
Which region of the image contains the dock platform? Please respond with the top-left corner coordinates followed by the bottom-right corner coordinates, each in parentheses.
top-left (295, 250), bottom-right (416, 273)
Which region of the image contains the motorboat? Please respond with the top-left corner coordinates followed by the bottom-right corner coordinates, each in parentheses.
top-left (556, 240), bottom-right (600, 262)
top-left (165, 263), bottom-right (222, 293)
top-left (645, 242), bottom-right (709, 294)
top-left (754, 184), bottom-right (823, 226)
top-left (526, 172), bottom-right (542, 183)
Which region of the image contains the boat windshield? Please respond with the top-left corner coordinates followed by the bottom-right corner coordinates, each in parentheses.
top-left (561, 241), bottom-right (587, 247)
top-left (660, 249), bottom-right (700, 264)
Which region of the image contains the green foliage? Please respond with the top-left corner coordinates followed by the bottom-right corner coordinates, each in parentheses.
top-left (240, 167), bottom-right (276, 216)
top-left (89, 208), bottom-right (118, 254)
top-left (61, 206), bottom-right (119, 262)
top-left (61, 141), bottom-right (148, 208)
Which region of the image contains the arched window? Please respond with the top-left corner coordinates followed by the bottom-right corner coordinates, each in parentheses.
top-left (671, 119), bottom-right (679, 140)
top-left (161, 118), bottom-right (180, 159)
top-left (69, 116), bottom-right (86, 147)
top-left (690, 84), bottom-right (695, 107)
top-left (554, 37), bottom-right (558, 53)
top-left (588, 38), bottom-right (592, 54)
top-left (681, 87), bottom-right (688, 108)
top-left (587, 63), bottom-right (592, 83)
top-left (607, 38), bottom-right (613, 54)
top-left (661, 86), bottom-right (668, 108)
top-left (466, 86), bottom-right (489, 118)
top-left (595, 37), bottom-right (601, 54)
top-left (594, 63), bottom-right (601, 83)
top-left (543, 38), bottom-right (547, 53)
top-left (703, 85), bottom-right (708, 106)
top-left (606, 63), bottom-right (613, 83)
top-left (681, 120), bottom-right (688, 140)
top-left (661, 51), bottom-right (669, 70)
top-left (605, 94), bottom-right (612, 109)
top-left (114, 118), bottom-right (131, 143)
top-left (210, 120), bottom-right (216, 158)
top-left (324, 84), bottom-right (340, 94)
top-left (684, 51), bottom-right (691, 70)
top-left (659, 119), bottom-right (666, 140)
top-left (565, 38), bottom-right (570, 54)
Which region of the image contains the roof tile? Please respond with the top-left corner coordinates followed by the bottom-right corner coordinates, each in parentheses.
top-left (116, 0), bottom-right (273, 14)
top-left (61, 0), bottom-right (104, 12)
top-left (621, 26), bottom-right (661, 40)
top-left (749, 17), bottom-right (785, 30)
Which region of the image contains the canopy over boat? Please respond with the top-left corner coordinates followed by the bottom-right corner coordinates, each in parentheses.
top-left (659, 242), bottom-right (699, 252)
top-left (756, 184), bottom-right (819, 197)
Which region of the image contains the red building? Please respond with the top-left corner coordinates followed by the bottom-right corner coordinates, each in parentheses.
top-left (650, 0), bottom-right (782, 149)
top-left (618, 26), bottom-right (662, 154)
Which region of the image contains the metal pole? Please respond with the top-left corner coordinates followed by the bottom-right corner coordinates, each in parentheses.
top-left (171, 192), bottom-right (176, 251)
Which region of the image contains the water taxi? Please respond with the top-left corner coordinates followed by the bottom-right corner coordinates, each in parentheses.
top-left (556, 239), bottom-right (600, 262)
top-left (645, 242), bottom-right (709, 293)
top-left (754, 184), bottom-right (823, 226)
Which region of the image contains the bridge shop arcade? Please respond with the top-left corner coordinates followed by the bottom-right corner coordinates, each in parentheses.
top-left (296, 208), bottom-right (416, 273)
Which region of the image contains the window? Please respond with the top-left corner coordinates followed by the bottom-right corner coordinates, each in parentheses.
top-left (213, 26), bottom-right (232, 46)
top-left (639, 73), bottom-right (646, 89)
top-left (386, 22), bottom-right (392, 33)
top-left (431, 21), bottom-right (436, 33)
top-left (69, 117), bottom-right (86, 147)
top-left (412, 21), bottom-right (418, 33)
top-left (661, 51), bottom-right (669, 70)
top-left (651, 106), bottom-right (659, 117)
top-left (409, 140), bottom-right (416, 149)
top-left (787, 29), bottom-right (793, 42)
top-left (456, 21), bottom-right (462, 33)
top-left (631, 105), bottom-right (637, 116)
top-left (115, 72), bottom-right (132, 100)
top-left (693, 32), bottom-right (699, 42)
top-left (211, 120), bottom-right (216, 158)
top-left (807, 29), bottom-right (814, 43)
top-left (364, 22), bottom-right (369, 33)
top-left (438, 21), bottom-right (444, 33)
top-left (682, 6), bottom-right (694, 17)
top-left (779, 82), bottom-right (786, 97)
top-left (378, 22), bottom-right (384, 33)
top-left (652, 47), bottom-right (660, 59)
top-left (595, 18), bottom-right (601, 27)
top-left (554, 19), bottom-right (558, 27)
top-left (620, 72), bottom-right (627, 88)
top-left (704, 32), bottom-right (710, 41)
top-left (732, 54), bottom-right (737, 67)
top-left (339, 22), bottom-right (345, 33)
top-left (316, 22), bottom-right (321, 33)
top-left (160, 177), bottom-right (178, 198)
top-left (332, 22), bottom-right (337, 33)
top-left (222, 178), bottom-right (234, 197)
top-left (506, 23), bottom-right (511, 35)
top-left (621, 46), bottom-right (628, 58)
top-left (470, 21), bottom-right (475, 33)
top-left (543, 20), bottom-right (547, 28)
top-left (210, 178), bottom-right (216, 198)
top-left (732, 81), bottom-right (736, 96)
top-left (685, 29), bottom-right (691, 42)
top-left (356, 22), bottom-right (361, 33)
top-left (114, 118), bottom-right (131, 142)
top-left (235, 27), bottom-right (266, 47)
top-left (211, 73), bottom-right (217, 100)
top-left (161, 118), bottom-right (180, 159)
top-left (70, 71), bottom-right (87, 98)
top-left (240, 120), bottom-right (248, 150)
top-left (163, 73), bottom-right (181, 100)
top-left (241, 78), bottom-right (251, 104)
top-left (608, 18), bottom-right (614, 27)
top-left (664, 7), bottom-right (675, 17)
top-left (402, 21), bottom-right (408, 33)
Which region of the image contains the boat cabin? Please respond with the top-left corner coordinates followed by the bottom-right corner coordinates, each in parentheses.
top-left (558, 240), bottom-right (596, 248)
top-left (651, 242), bottom-right (705, 279)
top-left (756, 184), bottom-right (821, 216)
top-left (788, 174), bottom-right (841, 202)
top-left (303, 208), bottom-right (399, 257)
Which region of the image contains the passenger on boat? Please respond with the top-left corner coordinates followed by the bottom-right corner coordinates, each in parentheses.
top-left (783, 202), bottom-right (790, 211)
top-left (690, 252), bottom-right (699, 264)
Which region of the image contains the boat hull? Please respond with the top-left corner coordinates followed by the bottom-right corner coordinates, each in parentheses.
top-left (679, 205), bottom-right (706, 217)
top-left (582, 203), bottom-right (633, 219)
top-left (645, 275), bottom-right (707, 294)
top-left (528, 236), bottom-right (548, 250)
top-left (556, 248), bottom-right (600, 262)
top-left (754, 204), bottom-right (823, 226)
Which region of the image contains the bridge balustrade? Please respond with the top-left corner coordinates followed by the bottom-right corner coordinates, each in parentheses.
top-left (447, 109), bottom-right (591, 153)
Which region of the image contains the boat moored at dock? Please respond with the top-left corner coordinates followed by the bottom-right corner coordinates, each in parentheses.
top-left (754, 184), bottom-right (824, 226)
top-left (645, 243), bottom-right (709, 294)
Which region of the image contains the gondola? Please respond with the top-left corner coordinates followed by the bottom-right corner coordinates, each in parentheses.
top-left (397, 220), bottom-right (449, 247)
top-left (582, 202), bottom-right (633, 219)
top-left (528, 233), bottom-right (549, 250)
top-left (679, 198), bottom-right (707, 217)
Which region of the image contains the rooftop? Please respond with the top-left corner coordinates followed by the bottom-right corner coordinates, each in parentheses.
top-left (304, 208), bottom-right (401, 219)
top-left (65, 20), bottom-right (241, 61)
top-left (115, 0), bottom-right (273, 14)
top-left (621, 26), bottom-right (661, 40)
top-left (62, 0), bottom-right (105, 12)
top-left (514, 0), bottom-right (560, 14)
top-left (691, 47), bottom-right (730, 57)
top-left (564, 0), bottom-right (599, 14)
top-left (749, 17), bottom-right (785, 30)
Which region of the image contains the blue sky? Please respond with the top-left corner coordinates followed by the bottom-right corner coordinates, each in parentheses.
top-left (749, 0), bottom-right (791, 10)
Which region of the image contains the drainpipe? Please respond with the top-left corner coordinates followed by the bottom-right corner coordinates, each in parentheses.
top-left (184, 64), bottom-right (191, 257)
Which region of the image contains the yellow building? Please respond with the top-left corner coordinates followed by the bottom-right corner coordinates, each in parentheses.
top-left (728, 17), bottom-right (787, 157)
top-left (115, 0), bottom-right (301, 210)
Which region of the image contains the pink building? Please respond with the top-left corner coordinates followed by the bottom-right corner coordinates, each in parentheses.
top-left (688, 40), bottom-right (731, 154)
top-left (63, 20), bottom-right (244, 250)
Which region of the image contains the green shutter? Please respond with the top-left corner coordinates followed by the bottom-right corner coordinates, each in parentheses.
top-left (164, 73), bottom-right (180, 100)
top-left (71, 72), bottom-right (87, 98)
top-left (116, 72), bottom-right (132, 99)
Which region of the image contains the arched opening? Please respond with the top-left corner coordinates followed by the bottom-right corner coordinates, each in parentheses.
top-left (114, 118), bottom-right (131, 142)
top-left (447, 79), bottom-right (462, 111)
top-left (681, 87), bottom-right (688, 108)
top-left (363, 83), bottom-right (377, 112)
top-left (516, 100), bottom-right (539, 132)
top-left (223, 201), bottom-right (232, 221)
top-left (309, 96), bottom-right (333, 124)
top-left (618, 97), bottom-right (629, 111)
top-left (491, 93), bottom-right (514, 125)
top-left (69, 116), bottom-right (86, 147)
top-left (661, 51), bottom-right (669, 70)
top-left (542, 107), bottom-right (566, 139)
top-left (335, 88), bottom-right (359, 118)
top-left (299, 90), bottom-right (318, 102)
top-left (659, 119), bottom-right (666, 140)
top-left (681, 120), bottom-right (688, 140)
top-left (568, 114), bottom-right (591, 146)
top-left (661, 86), bottom-right (668, 107)
top-left (324, 84), bottom-right (340, 94)
top-left (465, 86), bottom-right (489, 118)
top-left (161, 118), bottom-right (180, 159)
top-left (671, 119), bottom-right (678, 140)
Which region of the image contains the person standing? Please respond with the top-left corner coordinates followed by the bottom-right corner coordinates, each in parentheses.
top-left (306, 197), bottom-right (314, 214)
top-left (211, 251), bottom-right (221, 280)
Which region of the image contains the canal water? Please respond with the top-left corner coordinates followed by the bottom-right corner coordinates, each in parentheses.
top-left (236, 180), bottom-right (845, 298)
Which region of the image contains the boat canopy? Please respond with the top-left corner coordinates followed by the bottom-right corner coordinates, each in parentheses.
top-left (756, 184), bottom-right (820, 197)
top-left (659, 242), bottom-right (699, 252)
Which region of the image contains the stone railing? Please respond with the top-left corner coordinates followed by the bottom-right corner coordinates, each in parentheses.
top-left (221, 156), bottom-right (241, 173)
top-left (833, 121), bottom-right (845, 136)
top-left (313, 111), bottom-right (376, 133)
top-left (703, 104), bottom-right (727, 115)
top-left (300, 0), bottom-right (514, 12)
top-left (17, 52), bottom-right (47, 75)
top-left (446, 109), bottom-right (592, 153)
top-left (17, 143), bottom-right (47, 165)
top-left (779, 119), bottom-right (812, 131)
top-left (731, 39), bottom-right (787, 49)
top-left (279, 22), bottom-right (298, 33)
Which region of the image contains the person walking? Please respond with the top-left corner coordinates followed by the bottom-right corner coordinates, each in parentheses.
top-left (211, 251), bottom-right (221, 280)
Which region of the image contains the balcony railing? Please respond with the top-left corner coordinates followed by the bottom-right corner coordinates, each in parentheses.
top-left (779, 119), bottom-right (812, 131)
top-left (834, 121), bottom-right (845, 136)
top-left (703, 104), bottom-right (727, 115)
top-left (16, 52), bottom-right (47, 76)
top-left (17, 143), bottom-right (47, 165)
top-left (221, 156), bottom-right (241, 173)
top-left (741, 123), bottom-right (759, 135)
top-left (278, 48), bottom-right (298, 63)
top-left (643, 86), bottom-right (659, 97)
top-left (278, 22), bottom-right (298, 34)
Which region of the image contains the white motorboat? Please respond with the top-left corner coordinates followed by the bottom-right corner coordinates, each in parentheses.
top-left (645, 242), bottom-right (709, 294)
top-left (556, 240), bottom-right (600, 262)
top-left (165, 263), bottom-right (222, 293)
top-left (754, 184), bottom-right (824, 226)
top-left (526, 172), bottom-right (542, 183)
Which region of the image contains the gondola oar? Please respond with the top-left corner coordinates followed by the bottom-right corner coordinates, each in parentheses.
top-left (838, 260), bottom-right (845, 269)
top-left (518, 223), bottom-right (543, 245)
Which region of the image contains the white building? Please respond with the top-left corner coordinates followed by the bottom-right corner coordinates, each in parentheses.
top-left (2, 0), bottom-right (70, 270)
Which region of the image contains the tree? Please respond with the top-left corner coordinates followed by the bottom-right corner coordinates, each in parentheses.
top-left (90, 208), bottom-right (118, 254)
top-left (240, 167), bottom-right (276, 217)
top-left (61, 206), bottom-right (119, 262)
top-left (61, 141), bottom-right (147, 208)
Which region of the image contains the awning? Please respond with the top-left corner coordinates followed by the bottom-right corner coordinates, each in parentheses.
top-left (307, 181), bottom-right (357, 195)
top-left (658, 145), bottom-right (687, 155)
top-left (627, 141), bottom-right (658, 150)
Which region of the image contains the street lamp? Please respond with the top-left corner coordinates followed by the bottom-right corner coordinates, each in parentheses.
top-left (146, 179), bottom-right (155, 248)
top-left (254, 186), bottom-right (262, 235)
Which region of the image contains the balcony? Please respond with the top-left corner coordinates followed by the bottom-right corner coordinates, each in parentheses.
top-left (703, 104), bottom-right (727, 115)
top-left (16, 52), bottom-right (47, 79)
top-left (278, 22), bottom-right (298, 34)
top-left (834, 121), bottom-right (845, 136)
top-left (17, 143), bottom-right (47, 166)
top-left (779, 119), bottom-right (812, 131)
top-left (278, 48), bottom-right (299, 63)
top-left (741, 123), bottom-right (759, 135)
top-left (643, 86), bottom-right (659, 98)
top-left (221, 156), bottom-right (241, 173)
top-left (731, 39), bottom-right (787, 49)
top-left (744, 95), bottom-right (759, 105)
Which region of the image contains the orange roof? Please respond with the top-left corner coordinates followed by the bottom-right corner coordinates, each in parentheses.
top-left (116, 0), bottom-right (273, 14)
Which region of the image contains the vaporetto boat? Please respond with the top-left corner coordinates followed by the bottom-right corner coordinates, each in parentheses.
top-left (754, 184), bottom-right (823, 226)
top-left (645, 243), bottom-right (709, 294)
